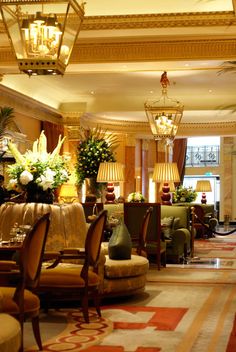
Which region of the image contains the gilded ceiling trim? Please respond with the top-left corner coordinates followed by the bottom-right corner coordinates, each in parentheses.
top-left (1, 11), bottom-right (236, 33)
top-left (1, 38), bottom-right (236, 65)
top-left (65, 116), bottom-right (236, 139)
top-left (0, 85), bottom-right (62, 123)
top-left (82, 11), bottom-right (236, 30)
top-left (72, 39), bottom-right (236, 63)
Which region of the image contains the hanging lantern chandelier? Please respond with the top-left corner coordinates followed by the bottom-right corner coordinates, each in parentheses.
top-left (0, 0), bottom-right (85, 76)
top-left (144, 71), bottom-right (184, 141)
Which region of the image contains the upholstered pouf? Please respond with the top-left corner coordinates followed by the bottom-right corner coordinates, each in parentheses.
top-left (102, 254), bottom-right (149, 296)
top-left (0, 289), bottom-right (21, 352)
top-left (0, 313), bottom-right (21, 352)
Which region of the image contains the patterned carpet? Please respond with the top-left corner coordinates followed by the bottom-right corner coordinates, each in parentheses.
top-left (24, 234), bottom-right (236, 351)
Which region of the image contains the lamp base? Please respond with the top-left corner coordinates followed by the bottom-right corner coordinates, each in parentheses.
top-left (161, 182), bottom-right (172, 205)
top-left (201, 193), bottom-right (207, 204)
top-left (105, 182), bottom-right (116, 204)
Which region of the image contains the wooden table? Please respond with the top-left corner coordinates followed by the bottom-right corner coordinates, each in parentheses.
top-left (0, 242), bottom-right (22, 260)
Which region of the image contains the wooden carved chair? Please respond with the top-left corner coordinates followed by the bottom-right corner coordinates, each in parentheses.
top-left (0, 212), bottom-right (50, 352)
top-left (38, 209), bottom-right (108, 323)
top-left (193, 204), bottom-right (211, 238)
top-left (124, 202), bottom-right (166, 270)
top-left (132, 206), bottom-right (153, 256)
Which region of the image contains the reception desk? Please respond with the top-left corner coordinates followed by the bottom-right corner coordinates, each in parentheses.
top-left (0, 202), bottom-right (88, 251)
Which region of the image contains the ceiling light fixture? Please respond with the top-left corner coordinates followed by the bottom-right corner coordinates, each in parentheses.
top-left (144, 71), bottom-right (184, 141)
top-left (0, 0), bottom-right (85, 76)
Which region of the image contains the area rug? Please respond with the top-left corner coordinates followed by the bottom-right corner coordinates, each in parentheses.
top-left (194, 238), bottom-right (236, 259)
top-left (82, 283), bottom-right (236, 352)
top-left (24, 235), bottom-right (236, 352)
top-left (25, 309), bottom-right (113, 352)
top-left (24, 282), bottom-right (236, 352)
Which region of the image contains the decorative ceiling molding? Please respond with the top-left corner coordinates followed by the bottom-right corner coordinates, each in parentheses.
top-left (178, 121), bottom-right (236, 137)
top-left (82, 11), bottom-right (236, 30)
top-left (1, 38), bottom-right (236, 67)
top-left (1, 11), bottom-right (235, 33)
top-left (0, 85), bottom-right (62, 123)
top-left (72, 38), bottom-right (236, 63)
top-left (64, 115), bottom-right (236, 139)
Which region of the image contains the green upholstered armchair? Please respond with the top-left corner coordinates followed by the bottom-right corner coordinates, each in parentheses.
top-left (160, 205), bottom-right (192, 263)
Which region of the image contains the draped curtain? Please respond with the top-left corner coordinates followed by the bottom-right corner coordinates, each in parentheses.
top-left (41, 121), bottom-right (64, 153)
top-left (173, 138), bottom-right (187, 184)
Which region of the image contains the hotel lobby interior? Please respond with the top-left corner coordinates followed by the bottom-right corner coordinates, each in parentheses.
top-left (0, 0), bottom-right (236, 351)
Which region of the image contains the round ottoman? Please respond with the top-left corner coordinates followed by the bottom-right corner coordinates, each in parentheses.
top-left (0, 290), bottom-right (21, 352)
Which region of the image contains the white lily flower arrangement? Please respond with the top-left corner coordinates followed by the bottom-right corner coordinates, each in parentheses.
top-left (7, 131), bottom-right (69, 195)
top-left (127, 192), bottom-right (145, 203)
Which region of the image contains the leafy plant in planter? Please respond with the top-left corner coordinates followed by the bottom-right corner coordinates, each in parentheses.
top-left (76, 126), bottom-right (119, 197)
top-left (0, 106), bottom-right (14, 138)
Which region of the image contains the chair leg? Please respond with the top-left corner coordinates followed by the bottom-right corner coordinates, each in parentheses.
top-left (31, 316), bottom-right (43, 351)
top-left (94, 295), bottom-right (101, 318)
top-left (81, 295), bottom-right (90, 323)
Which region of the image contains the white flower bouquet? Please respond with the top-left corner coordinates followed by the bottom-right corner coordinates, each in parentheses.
top-left (7, 131), bottom-right (69, 201)
top-left (127, 192), bottom-right (145, 203)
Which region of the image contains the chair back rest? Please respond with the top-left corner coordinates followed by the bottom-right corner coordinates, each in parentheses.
top-left (140, 206), bottom-right (153, 247)
top-left (194, 205), bottom-right (205, 222)
top-left (20, 212), bottom-right (50, 288)
top-left (84, 209), bottom-right (107, 268)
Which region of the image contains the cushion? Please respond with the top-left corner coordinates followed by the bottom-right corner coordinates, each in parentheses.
top-left (161, 216), bottom-right (174, 239)
top-left (0, 287), bottom-right (40, 314)
top-left (104, 255), bottom-right (149, 279)
top-left (39, 266), bottom-right (100, 288)
top-left (173, 217), bottom-right (181, 230)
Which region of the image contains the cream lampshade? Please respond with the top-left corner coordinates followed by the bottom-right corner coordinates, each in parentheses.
top-left (195, 180), bottom-right (212, 204)
top-left (152, 162), bottom-right (180, 205)
top-left (59, 184), bottom-right (78, 203)
top-left (97, 162), bottom-right (124, 203)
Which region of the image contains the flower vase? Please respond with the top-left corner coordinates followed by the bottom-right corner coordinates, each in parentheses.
top-left (85, 177), bottom-right (98, 202)
top-left (26, 184), bottom-right (54, 204)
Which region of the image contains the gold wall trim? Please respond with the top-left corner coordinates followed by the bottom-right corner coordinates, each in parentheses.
top-left (82, 11), bottom-right (236, 30)
top-left (65, 116), bottom-right (236, 139)
top-left (0, 85), bottom-right (62, 123)
top-left (72, 39), bottom-right (236, 63)
top-left (1, 11), bottom-right (236, 33)
top-left (1, 38), bottom-right (236, 65)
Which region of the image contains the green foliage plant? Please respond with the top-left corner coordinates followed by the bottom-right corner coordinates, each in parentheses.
top-left (172, 185), bottom-right (197, 203)
top-left (76, 126), bottom-right (119, 191)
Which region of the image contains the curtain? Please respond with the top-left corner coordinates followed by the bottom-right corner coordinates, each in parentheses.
top-left (41, 121), bottom-right (64, 153)
top-left (173, 138), bottom-right (187, 184)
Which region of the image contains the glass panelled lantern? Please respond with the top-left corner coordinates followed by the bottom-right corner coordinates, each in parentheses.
top-left (0, 0), bottom-right (85, 76)
top-left (144, 71), bottom-right (184, 141)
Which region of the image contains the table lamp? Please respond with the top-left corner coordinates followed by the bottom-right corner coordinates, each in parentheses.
top-left (59, 184), bottom-right (78, 203)
top-left (195, 180), bottom-right (212, 204)
top-left (97, 162), bottom-right (124, 203)
top-left (152, 162), bottom-right (180, 205)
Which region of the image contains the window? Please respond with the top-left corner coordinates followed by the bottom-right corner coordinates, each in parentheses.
top-left (185, 137), bottom-right (220, 167)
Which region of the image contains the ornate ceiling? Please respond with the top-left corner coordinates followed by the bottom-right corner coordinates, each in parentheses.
top-left (0, 0), bottom-right (236, 138)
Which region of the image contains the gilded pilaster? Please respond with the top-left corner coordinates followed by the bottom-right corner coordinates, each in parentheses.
top-left (124, 134), bottom-right (136, 198)
top-left (141, 139), bottom-right (149, 199)
top-left (221, 137), bottom-right (233, 220)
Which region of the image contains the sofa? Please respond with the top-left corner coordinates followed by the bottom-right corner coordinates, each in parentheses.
top-left (174, 202), bottom-right (218, 238)
top-left (0, 202), bottom-right (149, 297)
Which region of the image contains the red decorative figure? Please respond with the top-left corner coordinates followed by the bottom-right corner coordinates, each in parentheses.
top-left (160, 71), bottom-right (170, 88)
